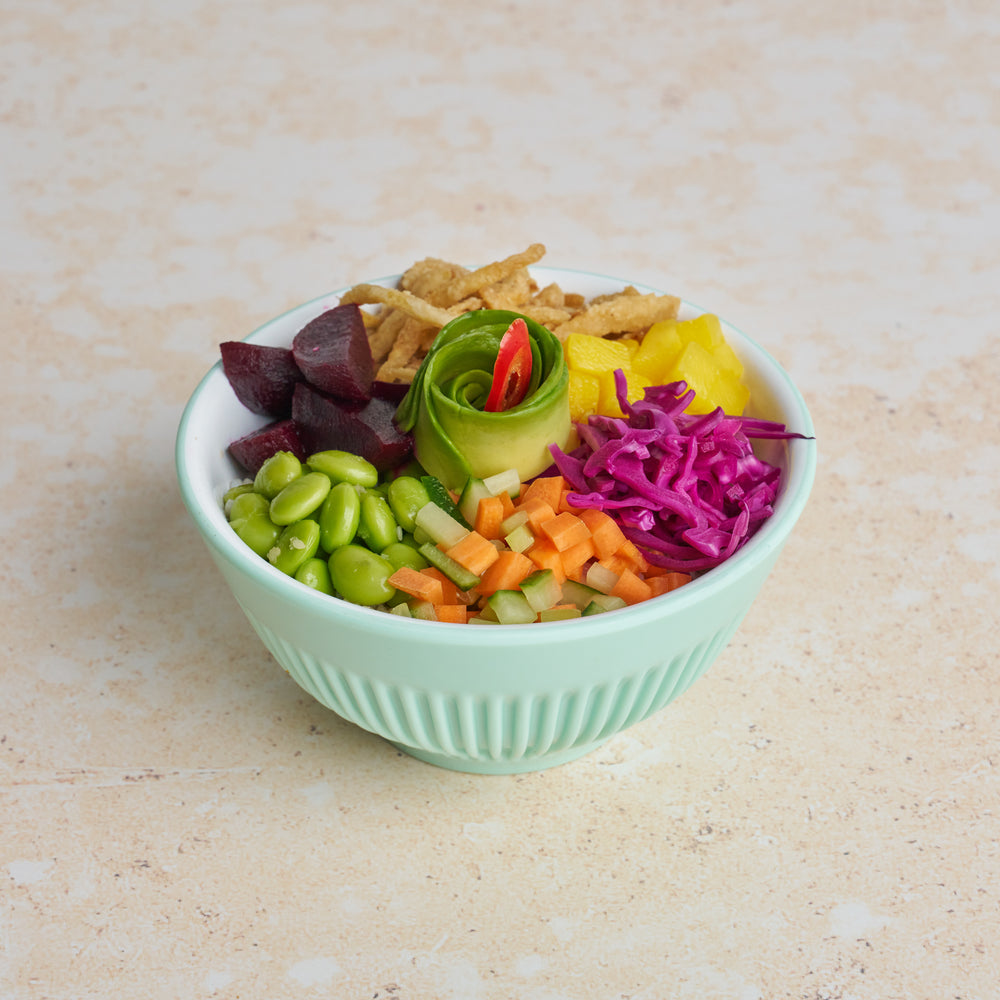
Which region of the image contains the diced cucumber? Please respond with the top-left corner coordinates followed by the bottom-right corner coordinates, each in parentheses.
top-left (483, 468), bottom-right (521, 499)
top-left (408, 599), bottom-right (437, 621)
top-left (500, 510), bottom-right (529, 534)
top-left (582, 593), bottom-right (628, 615)
top-left (389, 602), bottom-right (413, 617)
top-left (420, 475), bottom-right (471, 528)
top-left (417, 542), bottom-right (481, 591)
top-left (519, 569), bottom-right (562, 613)
top-left (539, 606), bottom-right (582, 622)
top-left (560, 578), bottom-right (603, 610)
top-left (458, 476), bottom-right (492, 525)
top-left (504, 522), bottom-right (536, 553)
top-left (585, 562), bottom-right (620, 594)
top-left (414, 501), bottom-right (468, 549)
top-left (591, 592), bottom-right (627, 612)
top-left (475, 601), bottom-right (500, 623)
top-left (487, 589), bottom-right (537, 625)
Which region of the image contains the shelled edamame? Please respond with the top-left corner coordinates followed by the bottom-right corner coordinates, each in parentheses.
top-left (224, 449), bottom-right (432, 606)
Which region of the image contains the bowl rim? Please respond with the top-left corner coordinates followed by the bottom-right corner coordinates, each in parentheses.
top-left (175, 266), bottom-right (816, 649)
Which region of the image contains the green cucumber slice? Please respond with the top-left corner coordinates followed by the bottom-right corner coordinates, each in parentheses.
top-left (458, 476), bottom-right (491, 526)
top-left (487, 589), bottom-right (537, 625)
top-left (420, 475), bottom-right (471, 528)
top-left (417, 542), bottom-right (481, 591)
top-left (519, 569), bottom-right (562, 613)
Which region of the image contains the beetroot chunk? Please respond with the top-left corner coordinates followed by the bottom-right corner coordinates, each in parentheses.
top-left (292, 304), bottom-right (374, 402)
top-left (220, 341), bottom-right (303, 417)
top-left (228, 418), bottom-right (306, 475)
top-left (292, 382), bottom-right (412, 471)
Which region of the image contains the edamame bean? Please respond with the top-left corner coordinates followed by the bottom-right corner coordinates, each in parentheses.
top-left (269, 472), bottom-right (332, 526)
top-left (267, 519), bottom-right (320, 576)
top-left (294, 557), bottom-right (334, 596)
top-left (356, 492), bottom-right (398, 553)
top-left (227, 490), bottom-right (270, 522)
top-left (319, 481), bottom-right (361, 552)
top-left (386, 475), bottom-right (431, 533)
top-left (222, 482), bottom-right (255, 507)
top-left (307, 449), bottom-right (378, 487)
top-left (254, 451), bottom-right (303, 499)
top-left (328, 544), bottom-right (396, 606)
top-left (382, 540), bottom-right (429, 573)
top-left (230, 512), bottom-right (282, 557)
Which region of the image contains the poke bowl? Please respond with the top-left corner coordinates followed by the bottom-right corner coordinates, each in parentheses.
top-left (175, 263), bottom-right (816, 774)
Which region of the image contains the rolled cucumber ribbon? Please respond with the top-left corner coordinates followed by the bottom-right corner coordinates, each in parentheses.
top-left (395, 310), bottom-right (572, 491)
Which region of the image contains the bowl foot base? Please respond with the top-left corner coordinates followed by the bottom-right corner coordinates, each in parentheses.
top-left (389, 739), bottom-right (607, 774)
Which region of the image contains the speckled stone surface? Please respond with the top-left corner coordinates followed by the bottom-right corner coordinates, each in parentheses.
top-left (3, 2), bottom-right (998, 997)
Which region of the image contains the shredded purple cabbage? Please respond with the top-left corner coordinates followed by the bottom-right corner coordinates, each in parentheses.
top-left (549, 371), bottom-right (809, 572)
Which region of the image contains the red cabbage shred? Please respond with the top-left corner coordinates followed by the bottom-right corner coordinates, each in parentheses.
top-left (548, 371), bottom-right (807, 572)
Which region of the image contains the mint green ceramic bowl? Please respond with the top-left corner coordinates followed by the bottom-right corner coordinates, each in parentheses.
top-left (176, 268), bottom-right (816, 774)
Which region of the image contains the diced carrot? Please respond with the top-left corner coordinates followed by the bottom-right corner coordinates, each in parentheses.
top-left (598, 553), bottom-right (631, 576)
top-left (576, 507), bottom-right (627, 560)
top-left (558, 489), bottom-right (576, 513)
top-left (616, 539), bottom-right (649, 573)
top-left (559, 536), bottom-right (596, 576)
top-left (519, 475), bottom-right (565, 511)
top-left (610, 568), bottom-right (654, 605)
top-left (516, 496), bottom-right (557, 531)
top-left (477, 549), bottom-right (535, 597)
top-left (473, 494), bottom-right (505, 540)
top-left (434, 603), bottom-right (469, 624)
top-left (422, 566), bottom-right (464, 605)
top-left (496, 490), bottom-right (517, 520)
top-left (445, 530), bottom-right (501, 576)
top-left (526, 537), bottom-right (567, 583)
top-left (388, 566), bottom-right (444, 605)
top-left (647, 571), bottom-right (692, 597)
top-left (539, 511), bottom-right (592, 552)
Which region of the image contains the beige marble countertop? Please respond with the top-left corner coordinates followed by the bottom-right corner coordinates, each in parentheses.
top-left (3, 2), bottom-right (998, 997)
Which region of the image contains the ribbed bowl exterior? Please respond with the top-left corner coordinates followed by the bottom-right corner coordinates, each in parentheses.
top-left (240, 600), bottom-right (753, 773)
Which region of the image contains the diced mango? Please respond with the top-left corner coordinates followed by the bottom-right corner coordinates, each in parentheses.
top-left (709, 337), bottom-right (745, 378)
top-left (562, 311), bottom-right (750, 420)
top-left (564, 334), bottom-right (633, 375)
top-left (631, 320), bottom-right (683, 381)
top-left (597, 367), bottom-right (653, 418)
top-left (665, 340), bottom-right (749, 415)
top-left (709, 371), bottom-right (750, 415)
top-left (567, 369), bottom-right (600, 422)
top-left (664, 341), bottom-right (723, 415)
top-left (678, 313), bottom-right (725, 352)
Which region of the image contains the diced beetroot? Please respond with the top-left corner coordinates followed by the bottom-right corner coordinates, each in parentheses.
top-left (292, 304), bottom-right (374, 402)
top-left (228, 418), bottom-right (306, 475)
top-left (292, 382), bottom-right (412, 471)
top-left (371, 380), bottom-right (410, 405)
top-left (220, 341), bottom-right (304, 417)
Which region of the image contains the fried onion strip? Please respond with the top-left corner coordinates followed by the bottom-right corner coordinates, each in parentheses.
top-left (444, 243), bottom-right (546, 303)
top-left (339, 284), bottom-right (454, 328)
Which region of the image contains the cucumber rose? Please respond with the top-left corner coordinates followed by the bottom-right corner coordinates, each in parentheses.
top-left (395, 310), bottom-right (572, 491)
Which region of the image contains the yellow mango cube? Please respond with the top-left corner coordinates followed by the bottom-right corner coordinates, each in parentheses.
top-left (632, 320), bottom-right (683, 381)
top-left (664, 341), bottom-right (723, 414)
top-left (666, 341), bottom-right (751, 415)
top-left (678, 313), bottom-right (725, 352)
top-left (709, 371), bottom-right (750, 415)
top-left (597, 367), bottom-right (653, 418)
top-left (564, 333), bottom-right (633, 375)
top-left (709, 337), bottom-right (745, 378)
top-left (567, 370), bottom-right (600, 422)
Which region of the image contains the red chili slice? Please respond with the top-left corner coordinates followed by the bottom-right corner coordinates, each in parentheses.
top-left (484, 318), bottom-right (532, 412)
